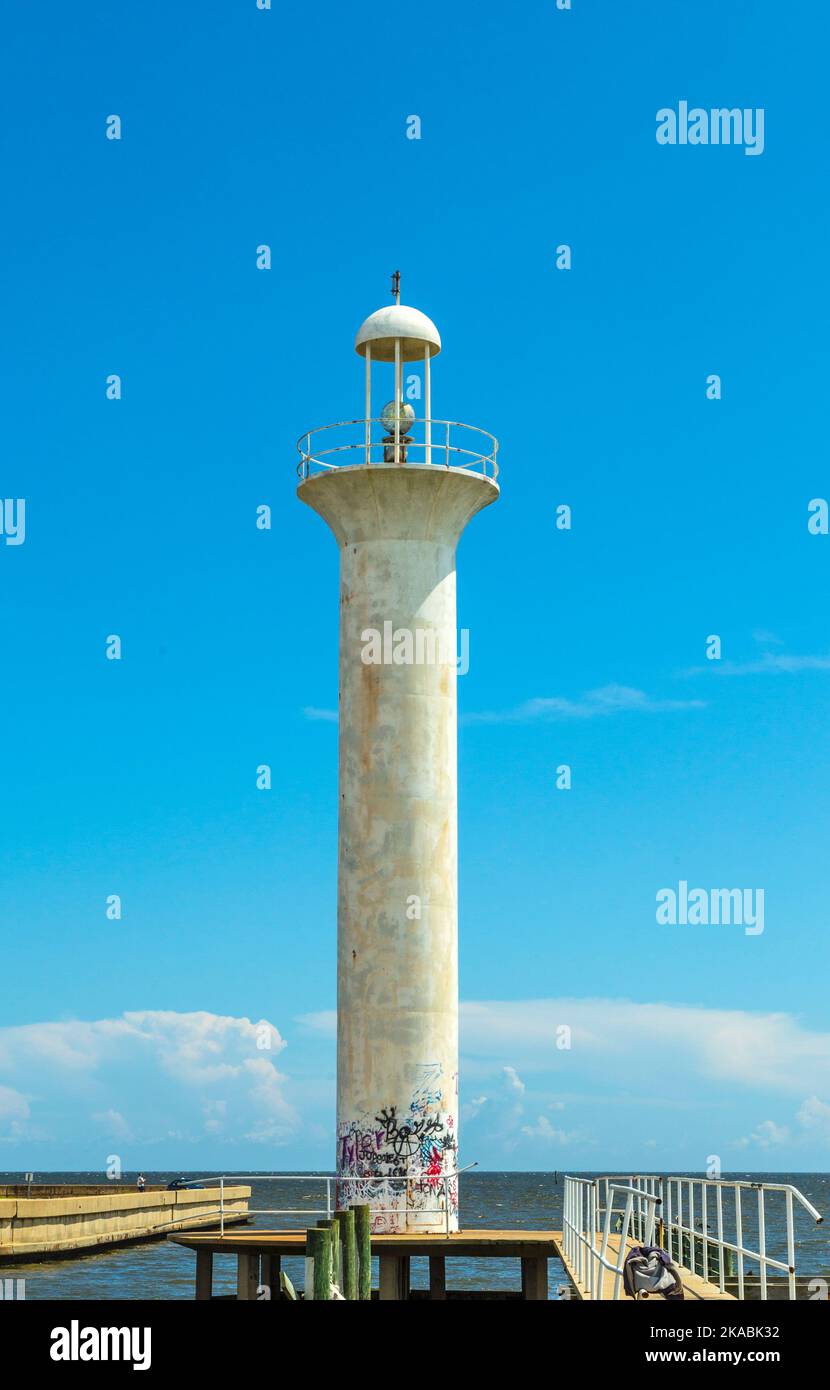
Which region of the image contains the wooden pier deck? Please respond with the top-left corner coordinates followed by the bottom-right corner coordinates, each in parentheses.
top-left (171, 1226), bottom-right (737, 1300)
top-left (171, 1228), bottom-right (558, 1300)
top-left (553, 1231), bottom-right (736, 1301)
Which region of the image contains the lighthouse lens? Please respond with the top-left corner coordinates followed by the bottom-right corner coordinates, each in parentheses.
top-left (380, 400), bottom-right (415, 435)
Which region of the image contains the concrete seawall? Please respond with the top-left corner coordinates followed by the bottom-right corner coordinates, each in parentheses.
top-left (0, 1185), bottom-right (250, 1261)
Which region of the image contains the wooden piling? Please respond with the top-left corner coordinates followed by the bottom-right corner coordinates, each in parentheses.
top-left (337, 1209), bottom-right (357, 1300)
top-left (236, 1250), bottom-right (259, 1301)
top-left (261, 1251), bottom-right (281, 1300)
top-left (331, 1212), bottom-right (351, 1297)
top-left (306, 1226), bottom-right (332, 1301)
top-left (195, 1247), bottom-right (213, 1301)
top-left (428, 1255), bottom-right (446, 1301)
top-left (319, 1217), bottom-right (342, 1291)
top-left (354, 1204), bottom-right (372, 1300)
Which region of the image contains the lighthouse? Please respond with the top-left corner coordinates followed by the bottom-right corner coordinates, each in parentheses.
top-left (297, 277), bottom-right (499, 1232)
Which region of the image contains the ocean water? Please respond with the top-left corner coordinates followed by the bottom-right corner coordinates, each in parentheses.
top-left (3, 1171), bottom-right (828, 1300)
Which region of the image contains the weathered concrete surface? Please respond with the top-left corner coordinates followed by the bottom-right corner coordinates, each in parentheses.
top-left (299, 463), bottom-right (498, 1232)
top-left (0, 1185), bottom-right (250, 1261)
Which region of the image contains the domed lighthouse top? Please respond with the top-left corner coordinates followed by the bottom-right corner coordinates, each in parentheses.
top-left (296, 272), bottom-right (498, 481)
top-left (355, 304), bottom-right (441, 362)
top-left (355, 270), bottom-right (441, 361)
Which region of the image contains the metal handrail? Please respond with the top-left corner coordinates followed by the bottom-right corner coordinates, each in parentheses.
top-left (662, 1175), bottom-right (822, 1300)
top-left (296, 418), bottom-right (499, 481)
top-left (176, 1164), bottom-right (477, 1237)
top-left (563, 1176), bottom-right (661, 1301)
top-left (564, 1173), bottom-right (824, 1301)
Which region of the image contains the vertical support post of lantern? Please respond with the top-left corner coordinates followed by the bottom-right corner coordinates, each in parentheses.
top-left (424, 344), bottom-right (431, 466)
top-left (394, 337), bottom-right (402, 465)
top-left (364, 344), bottom-right (372, 465)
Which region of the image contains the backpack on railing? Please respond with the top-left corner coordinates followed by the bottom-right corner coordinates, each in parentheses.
top-left (623, 1245), bottom-right (684, 1300)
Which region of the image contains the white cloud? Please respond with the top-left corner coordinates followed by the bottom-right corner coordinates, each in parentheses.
top-left (0, 1017), bottom-right (141, 1073)
top-left (303, 707), bottom-right (338, 722)
top-left (797, 1096), bottom-right (830, 1140)
top-left (735, 1119), bottom-right (790, 1149)
top-left (240, 1057), bottom-right (296, 1141)
top-left (686, 652), bottom-right (830, 677)
top-left (302, 997), bottom-right (830, 1153)
top-left (520, 1115), bottom-right (577, 1144)
top-left (296, 1010), bottom-right (337, 1036)
top-left (4, 999), bottom-right (827, 1165)
top-left (91, 1108), bottom-right (133, 1140)
top-left (464, 684), bottom-right (705, 725)
top-left (0, 1011), bottom-right (296, 1151)
top-left (461, 997), bottom-right (830, 1098)
top-left (461, 1095), bottom-right (489, 1124)
top-left (123, 1010), bottom-right (287, 1085)
top-left (0, 1084), bottom-right (30, 1136)
top-left (203, 1099), bottom-right (227, 1134)
top-left (458, 998), bottom-right (830, 1162)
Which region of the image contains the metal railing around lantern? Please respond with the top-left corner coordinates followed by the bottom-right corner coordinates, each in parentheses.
top-left (296, 418), bottom-right (499, 481)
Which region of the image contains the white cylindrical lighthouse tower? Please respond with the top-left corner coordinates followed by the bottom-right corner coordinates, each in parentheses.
top-left (297, 279), bottom-right (499, 1232)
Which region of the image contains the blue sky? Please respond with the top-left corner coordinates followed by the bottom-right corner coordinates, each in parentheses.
top-left (1, 0), bottom-right (829, 1173)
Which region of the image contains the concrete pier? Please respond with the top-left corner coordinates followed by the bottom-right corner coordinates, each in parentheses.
top-left (0, 1183), bottom-right (250, 1261)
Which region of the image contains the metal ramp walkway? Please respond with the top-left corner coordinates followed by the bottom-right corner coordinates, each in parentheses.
top-left (559, 1174), bottom-right (823, 1301)
top-left (555, 1228), bottom-right (735, 1300)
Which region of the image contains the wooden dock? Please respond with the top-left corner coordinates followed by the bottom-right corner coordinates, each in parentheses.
top-left (171, 1226), bottom-right (738, 1300)
top-left (553, 1230), bottom-right (736, 1301)
top-left (171, 1228), bottom-right (558, 1300)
